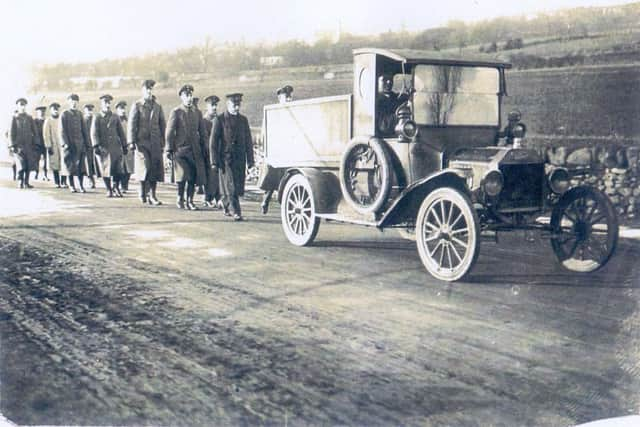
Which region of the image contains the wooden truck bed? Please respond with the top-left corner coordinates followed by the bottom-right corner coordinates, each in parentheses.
top-left (263, 94), bottom-right (352, 168)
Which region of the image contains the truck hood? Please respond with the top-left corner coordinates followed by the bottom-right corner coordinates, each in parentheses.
top-left (449, 147), bottom-right (543, 165)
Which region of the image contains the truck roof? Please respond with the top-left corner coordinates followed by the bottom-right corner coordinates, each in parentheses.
top-left (353, 48), bottom-right (512, 69)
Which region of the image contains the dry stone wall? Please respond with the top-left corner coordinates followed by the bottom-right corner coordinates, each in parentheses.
top-left (542, 143), bottom-right (640, 222)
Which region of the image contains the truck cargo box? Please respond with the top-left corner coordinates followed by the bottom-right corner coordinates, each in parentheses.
top-left (263, 94), bottom-right (352, 168)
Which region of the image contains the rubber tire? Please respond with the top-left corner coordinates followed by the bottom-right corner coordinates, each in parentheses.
top-left (550, 186), bottom-right (618, 272)
top-left (281, 174), bottom-right (320, 246)
top-left (416, 187), bottom-right (480, 282)
top-left (339, 137), bottom-right (392, 215)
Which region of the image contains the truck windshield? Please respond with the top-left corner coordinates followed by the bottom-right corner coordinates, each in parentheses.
top-left (413, 65), bottom-right (500, 126)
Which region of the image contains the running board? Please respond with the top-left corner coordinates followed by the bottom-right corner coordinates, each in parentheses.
top-left (316, 213), bottom-right (379, 227)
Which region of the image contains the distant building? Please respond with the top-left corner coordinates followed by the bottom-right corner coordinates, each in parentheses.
top-left (68, 75), bottom-right (137, 89)
top-left (259, 56), bottom-right (284, 67)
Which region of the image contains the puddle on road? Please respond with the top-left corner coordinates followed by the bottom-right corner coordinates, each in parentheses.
top-left (208, 248), bottom-right (232, 257)
top-left (0, 186), bottom-right (89, 218)
top-left (126, 229), bottom-right (172, 240)
top-left (158, 238), bottom-right (206, 249)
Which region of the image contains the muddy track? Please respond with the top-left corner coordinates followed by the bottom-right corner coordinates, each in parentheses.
top-left (1, 220), bottom-right (639, 425)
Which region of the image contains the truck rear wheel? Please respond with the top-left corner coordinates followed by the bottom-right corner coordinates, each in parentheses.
top-left (416, 188), bottom-right (480, 282)
top-left (281, 174), bottom-right (320, 246)
top-left (340, 137), bottom-right (392, 215)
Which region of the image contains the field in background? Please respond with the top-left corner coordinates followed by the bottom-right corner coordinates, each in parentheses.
top-left (3, 63), bottom-right (639, 164)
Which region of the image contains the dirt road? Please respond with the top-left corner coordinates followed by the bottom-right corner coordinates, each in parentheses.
top-left (1, 177), bottom-right (639, 426)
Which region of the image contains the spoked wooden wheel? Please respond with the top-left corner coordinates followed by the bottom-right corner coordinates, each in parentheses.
top-left (550, 186), bottom-right (618, 272)
top-left (416, 188), bottom-right (480, 282)
top-left (281, 174), bottom-right (320, 246)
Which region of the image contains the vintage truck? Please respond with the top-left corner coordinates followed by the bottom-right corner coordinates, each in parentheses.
top-left (260, 48), bottom-right (618, 281)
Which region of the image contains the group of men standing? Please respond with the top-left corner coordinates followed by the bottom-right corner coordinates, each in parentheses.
top-left (7, 78), bottom-right (256, 221)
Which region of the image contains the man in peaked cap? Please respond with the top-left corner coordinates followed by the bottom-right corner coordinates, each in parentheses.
top-left (201, 95), bottom-right (221, 208)
top-left (91, 93), bottom-right (127, 198)
top-left (59, 93), bottom-right (91, 193)
top-left (9, 98), bottom-right (39, 189)
top-left (165, 84), bottom-right (208, 210)
top-left (210, 92), bottom-right (254, 221)
top-left (33, 106), bottom-right (48, 181)
top-left (83, 103), bottom-right (99, 188)
top-left (259, 85), bottom-right (294, 214)
top-left (43, 102), bottom-right (65, 187)
top-left (276, 84), bottom-right (294, 104)
top-left (115, 100), bottom-right (133, 193)
top-left (128, 79), bottom-right (166, 205)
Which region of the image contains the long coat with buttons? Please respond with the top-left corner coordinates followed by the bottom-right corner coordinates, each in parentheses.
top-left (43, 116), bottom-right (62, 171)
top-left (59, 109), bottom-right (90, 176)
top-left (165, 104), bottom-right (207, 185)
top-left (9, 113), bottom-right (40, 172)
top-left (128, 98), bottom-right (166, 182)
top-left (91, 111), bottom-right (127, 178)
top-left (210, 111), bottom-right (254, 197)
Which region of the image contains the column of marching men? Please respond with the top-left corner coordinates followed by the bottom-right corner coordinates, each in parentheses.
top-left (7, 79), bottom-right (257, 221)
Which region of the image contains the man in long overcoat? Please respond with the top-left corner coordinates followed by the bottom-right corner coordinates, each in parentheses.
top-left (116, 101), bottom-right (134, 192)
top-left (43, 102), bottom-right (65, 187)
top-left (201, 95), bottom-right (221, 208)
top-left (91, 94), bottom-right (127, 198)
top-left (166, 84), bottom-right (207, 210)
top-left (59, 93), bottom-right (90, 193)
top-left (210, 93), bottom-right (254, 221)
top-left (9, 98), bottom-right (39, 189)
top-left (83, 104), bottom-right (99, 188)
top-left (33, 106), bottom-right (48, 181)
top-left (128, 79), bottom-right (166, 205)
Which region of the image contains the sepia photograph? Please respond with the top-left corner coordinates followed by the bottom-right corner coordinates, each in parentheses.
top-left (1, 0), bottom-right (639, 425)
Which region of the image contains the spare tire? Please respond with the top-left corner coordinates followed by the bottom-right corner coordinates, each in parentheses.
top-left (339, 137), bottom-right (392, 215)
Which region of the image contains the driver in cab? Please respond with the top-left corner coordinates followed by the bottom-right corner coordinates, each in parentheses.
top-left (377, 74), bottom-right (411, 136)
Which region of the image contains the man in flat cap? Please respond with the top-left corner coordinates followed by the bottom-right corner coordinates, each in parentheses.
top-left (91, 94), bottom-right (128, 198)
top-left (259, 85), bottom-right (295, 214)
top-left (33, 106), bottom-right (48, 181)
top-left (9, 98), bottom-right (39, 189)
top-left (201, 95), bottom-right (221, 208)
top-left (43, 102), bottom-right (65, 188)
top-left (210, 93), bottom-right (254, 221)
top-left (115, 101), bottom-right (133, 193)
top-left (166, 84), bottom-right (208, 210)
top-left (59, 93), bottom-right (90, 192)
top-left (83, 103), bottom-right (99, 189)
top-left (128, 79), bottom-right (166, 205)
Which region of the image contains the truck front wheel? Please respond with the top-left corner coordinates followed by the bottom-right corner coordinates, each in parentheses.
top-left (416, 188), bottom-right (480, 282)
top-left (281, 174), bottom-right (320, 246)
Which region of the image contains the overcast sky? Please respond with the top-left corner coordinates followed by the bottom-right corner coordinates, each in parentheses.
top-left (0, 0), bottom-right (636, 65)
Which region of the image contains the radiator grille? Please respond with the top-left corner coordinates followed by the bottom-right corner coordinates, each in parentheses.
top-left (497, 163), bottom-right (544, 210)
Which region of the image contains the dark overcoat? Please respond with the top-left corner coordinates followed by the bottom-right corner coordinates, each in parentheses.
top-left (119, 116), bottom-right (135, 174)
top-left (128, 98), bottom-right (165, 182)
top-left (210, 111), bottom-right (254, 197)
top-left (59, 109), bottom-right (89, 176)
top-left (34, 118), bottom-right (46, 170)
top-left (10, 113), bottom-right (40, 172)
top-left (202, 113), bottom-right (219, 197)
top-left (165, 105), bottom-right (207, 185)
top-left (91, 111), bottom-right (127, 178)
top-left (84, 116), bottom-right (98, 176)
